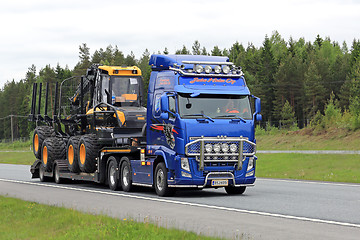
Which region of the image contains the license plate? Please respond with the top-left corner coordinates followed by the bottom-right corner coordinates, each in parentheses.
top-left (211, 179), bottom-right (228, 187)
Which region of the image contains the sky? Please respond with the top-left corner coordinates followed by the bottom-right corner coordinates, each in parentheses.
top-left (1, 0), bottom-right (360, 88)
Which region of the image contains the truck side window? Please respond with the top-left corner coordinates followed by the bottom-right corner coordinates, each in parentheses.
top-left (153, 94), bottom-right (161, 118)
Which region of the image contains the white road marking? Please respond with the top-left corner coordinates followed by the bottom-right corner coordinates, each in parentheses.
top-left (1, 178), bottom-right (360, 229)
top-left (258, 178), bottom-right (360, 187)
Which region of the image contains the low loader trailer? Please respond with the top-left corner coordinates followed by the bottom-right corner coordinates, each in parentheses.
top-left (30, 55), bottom-right (261, 196)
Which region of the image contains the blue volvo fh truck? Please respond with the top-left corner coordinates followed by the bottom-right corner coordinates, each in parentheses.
top-left (30, 54), bottom-right (261, 197)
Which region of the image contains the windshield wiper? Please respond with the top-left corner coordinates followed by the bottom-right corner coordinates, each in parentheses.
top-left (215, 114), bottom-right (246, 123)
top-left (182, 114), bottom-right (214, 122)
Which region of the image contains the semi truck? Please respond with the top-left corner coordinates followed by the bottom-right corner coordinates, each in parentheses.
top-left (30, 54), bottom-right (261, 197)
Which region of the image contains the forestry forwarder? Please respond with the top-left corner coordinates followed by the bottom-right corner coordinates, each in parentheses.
top-left (30, 55), bottom-right (262, 197)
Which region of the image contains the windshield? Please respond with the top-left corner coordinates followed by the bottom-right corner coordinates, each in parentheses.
top-left (111, 76), bottom-right (141, 107)
top-left (178, 94), bottom-right (252, 120)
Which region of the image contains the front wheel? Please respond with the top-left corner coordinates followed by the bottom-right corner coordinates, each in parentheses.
top-left (225, 186), bottom-right (246, 195)
top-left (154, 162), bottom-right (175, 197)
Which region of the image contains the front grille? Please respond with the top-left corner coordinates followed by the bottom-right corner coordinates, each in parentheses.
top-left (185, 136), bottom-right (256, 170)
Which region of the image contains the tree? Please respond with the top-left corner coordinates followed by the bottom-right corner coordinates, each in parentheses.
top-left (280, 100), bottom-right (296, 129)
top-left (192, 40), bottom-right (201, 55)
top-left (211, 46), bottom-right (222, 56)
top-left (175, 45), bottom-right (190, 55)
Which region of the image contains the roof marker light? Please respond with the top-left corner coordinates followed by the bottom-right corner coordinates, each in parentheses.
top-left (195, 65), bottom-right (204, 74)
top-left (222, 65), bottom-right (230, 74)
top-left (214, 65), bottom-right (221, 74)
top-left (204, 65), bottom-right (212, 74)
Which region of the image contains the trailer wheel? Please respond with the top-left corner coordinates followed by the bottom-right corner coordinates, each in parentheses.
top-left (39, 164), bottom-right (51, 182)
top-left (78, 134), bottom-right (101, 173)
top-left (120, 157), bottom-right (133, 192)
top-left (33, 126), bottom-right (55, 159)
top-left (41, 137), bottom-right (66, 172)
top-left (225, 186), bottom-right (246, 195)
top-left (154, 162), bottom-right (175, 197)
top-left (66, 136), bottom-right (81, 172)
top-left (108, 157), bottom-right (120, 191)
top-left (54, 164), bottom-right (62, 184)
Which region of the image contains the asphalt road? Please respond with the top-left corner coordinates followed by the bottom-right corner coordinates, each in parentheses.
top-left (1, 163), bottom-right (360, 239)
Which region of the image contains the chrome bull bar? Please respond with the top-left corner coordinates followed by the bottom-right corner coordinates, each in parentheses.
top-left (185, 136), bottom-right (256, 171)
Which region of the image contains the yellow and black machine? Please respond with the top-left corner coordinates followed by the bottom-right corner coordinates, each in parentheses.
top-left (29, 64), bottom-right (146, 188)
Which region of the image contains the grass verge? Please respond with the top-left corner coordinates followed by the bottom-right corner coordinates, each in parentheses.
top-left (0, 151), bottom-right (35, 165)
top-left (0, 195), bottom-right (219, 240)
top-left (256, 153), bottom-right (360, 183)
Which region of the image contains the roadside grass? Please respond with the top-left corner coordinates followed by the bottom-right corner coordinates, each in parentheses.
top-left (256, 153), bottom-right (360, 183)
top-left (0, 140), bottom-right (32, 151)
top-left (0, 196), bottom-right (220, 240)
top-left (256, 127), bottom-right (360, 150)
top-left (0, 151), bottom-right (35, 165)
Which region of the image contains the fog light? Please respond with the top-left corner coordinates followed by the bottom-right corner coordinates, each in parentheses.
top-left (181, 171), bottom-right (192, 178)
top-left (221, 143), bottom-right (229, 153)
top-left (230, 143), bottom-right (237, 153)
top-left (246, 170), bottom-right (254, 177)
top-left (205, 143), bottom-right (212, 153)
top-left (213, 144), bottom-right (220, 153)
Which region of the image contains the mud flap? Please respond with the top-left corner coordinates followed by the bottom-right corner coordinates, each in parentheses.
top-left (30, 159), bottom-right (41, 178)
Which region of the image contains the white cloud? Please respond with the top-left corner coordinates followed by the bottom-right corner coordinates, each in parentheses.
top-left (1, 0), bottom-right (360, 87)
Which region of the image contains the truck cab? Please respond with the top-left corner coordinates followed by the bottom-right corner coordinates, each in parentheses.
top-left (146, 54), bottom-right (261, 194)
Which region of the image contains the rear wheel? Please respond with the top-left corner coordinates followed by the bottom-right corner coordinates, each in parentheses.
top-left (154, 162), bottom-right (175, 197)
top-left (41, 137), bottom-right (66, 172)
top-left (66, 136), bottom-right (81, 172)
top-left (33, 126), bottom-right (55, 159)
top-left (108, 157), bottom-right (120, 191)
top-left (78, 134), bottom-right (101, 173)
top-left (39, 164), bottom-right (51, 182)
top-left (54, 164), bottom-right (62, 184)
top-left (225, 186), bottom-right (246, 195)
top-left (120, 157), bottom-right (133, 192)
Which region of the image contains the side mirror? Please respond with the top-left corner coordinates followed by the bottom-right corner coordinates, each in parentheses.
top-left (255, 114), bottom-right (262, 121)
top-left (255, 97), bottom-right (261, 114)
top-left (160, 93), bottom-right (169, 119)
top-left (160, 93), bottom-right (169, 112)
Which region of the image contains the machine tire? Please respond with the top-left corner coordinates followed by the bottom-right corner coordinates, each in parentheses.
top-left (41, 137), bottom-right (66, 172)
top-left (120, 157), bottom-right (133, 192)
top-left (54, 164), bottom-right (62, 184)
top-left (78, 134), bottom-right (101, 173)
top-left (66, 136), bottom-right (81, 172)
top-left (39, 164), bottom-right (51, 182)
top-left (154, 162), bottom-right (175, 197)
top-left (108, 157), bottom-right (120, 191)
top-left (225, 186), bottom-right (246, 195)
top-left (33, 126), bottom-right (55, 159)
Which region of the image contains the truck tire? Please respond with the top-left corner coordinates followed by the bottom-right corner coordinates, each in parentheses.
top-left (66, 136), bottom-right (81, 172)
top-left (33, 126), bottom-right (55, 159)
top-left (54, 164), bottom-right (63, 184)
top-left (154, 162), bottom-right (175, 197)
top-left (108, 157), bottom-right (120, 191)
top-left (78, 134), bottom-right (101, 173)
top-left (41, 137), bottom-right (66, 172)
top-left (39, 164), bottom-right (52, 182)
top-left (120, 157), bottom-right (133, 192)
top-left (225, 186), bottom-right (246, 195)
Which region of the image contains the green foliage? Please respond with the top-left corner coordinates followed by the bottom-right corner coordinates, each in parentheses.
top-left (0, 196), bottom-right (220, 240)
top-left (280, 100), bottom-right (296, 129)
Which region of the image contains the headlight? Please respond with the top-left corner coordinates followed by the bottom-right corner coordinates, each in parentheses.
top-left (221, 143), bottom-right (229, 153)
top-left (222, 65), bottom-right (230, 74)
top-left (205, 143), bottom-right (212, 153)
top-left (204, 65), bottom-right (212, 74)
top-left (213, 144), bottom-right (221, 153)
top-left (214, 65), bottom-right (221, 74)
top-left (230, 143), bottom-right (237, 153)
top-left (195, 65), bottom-right (204, 73)
top-left (181, 157), bottom-right (191, 172)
